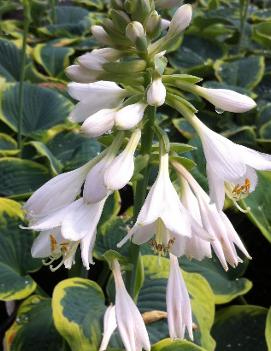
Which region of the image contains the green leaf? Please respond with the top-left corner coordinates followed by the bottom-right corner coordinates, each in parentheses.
top-left (214, 56), bottom-right (265, 90)
top-left (137, 255), bottom-right (215, 350)
top-left (243, 171), bottom-right (271, 243)
top-left (0, 39), bottom-right (32, 82)
top-left (180, 256), bottom-right (252, 304)
top-left (46, 130), bottom-right (101, 171)
top-left (0, 158), bottom-right (50, 198)
top-left (28, 141), bottom-right (63, 175)
top-left (0, 133), bottom-right (18, 156)
top-left (212, 305), bottom-right (268, 350)
top-left (39, 6), bottom-right (91, 37)
top-left (265, 308), bottom-right (271, 351)
top-left (32, 43), bottom-right (74, 78)
top-left (168, 35), bottom-right (224, 75)
top-left (4, 295), bottom-right (66, 351)
top-left (0, 83), bottom-right (72, 135)
top-left (0, 198), bottom-right (41, 301)
top-left (52, 278), bottom-right (106, 351)
top-left (253, 22), bottom-right (271, 49)
top-left (152, 338), bottom-right (207, 350)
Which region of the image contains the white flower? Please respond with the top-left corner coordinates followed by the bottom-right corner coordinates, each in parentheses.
top-left (5, 301), bottom-right (15, 316)
top-left (192, 116), bottom-right (271, 211)
top-left (27, 197), bottom-right (106, 270)
top-left (126, 21), bottom-right (145, 43)
top-left (167, 4), bottom-right (192, 37)
top-left (195, 86), bottom-right (256, 113)
top-left (115, 102), bottom-right (147, 130)
top-left (91, 25), bottom-right (112, 45)
top-left (167, 254), bottom-right (193, 340)
top-left (99, 305), bottom-right (117, 351)
top-left (23, 161), bottom-right (94, 219)
top-left (118, 153), bottom-right (210, 256)
top-left (147, 78), bottom-right (167, 107)
top-left (112, 259), bottom-right (151, 351)
top-left (173, 161), bottom-right (251, 270)
top-left (77, 48), bottom-right (121, 71)
top-left (178, 179), bottom-right (212, 261)
top-left (68, 81), bottom-right (127, 123)
top-left (104, 129), bottom-right (141, 191)
top-left (65, 64), bottom-right (100, 83)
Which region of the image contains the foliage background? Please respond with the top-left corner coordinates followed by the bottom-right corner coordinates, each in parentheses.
top-left (0, 0), bottom-right (271, 350)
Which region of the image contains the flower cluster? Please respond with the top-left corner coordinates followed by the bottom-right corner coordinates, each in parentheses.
top-left (23, 1), bottom-right (271, 350)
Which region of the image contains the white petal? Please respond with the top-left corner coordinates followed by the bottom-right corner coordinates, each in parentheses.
top-left (91, 25), bottom-right (112, 45)
top-left (99, 305), bottom-right (117, 351)
top-left (61, 198), bottom-right (105, 241)
top-left (236, 144), bottom-right (271, 171)
top-left (115, 103), bottom-right (146, 130)
top-left (78, 48), bottom-right (121, 71)
top-left (65, 64), bottom-right (99, 83)
top-left (104, 129), bottom-right (140, 191)
top-left (31, 228), bottom-right (61, 258)
top-left (131, 223), bottom-right (156, 245)
top-left (197, 87), bottom-right (256, 113)
top-left (206, 164), bottom-right (225, 210)
top-left (24, 163), bottom-right (90, 217)
top-left (80, 230), bottom-right (97, 270)
top-left (83, 157), bottom-right (111, 203)
top-left (81, 108), bottom-right (115, 138)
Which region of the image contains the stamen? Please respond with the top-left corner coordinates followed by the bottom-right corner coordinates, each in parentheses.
top-left (42, 257), bottom-right (56, 266)
top-left (50, 259), bottom-right (65, 272)
top-left (231, 178), bottom-right (251, 200)
top-left (233, 200), bottom-right (250, 213)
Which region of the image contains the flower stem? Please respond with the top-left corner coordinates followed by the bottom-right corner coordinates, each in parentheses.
top-left (17, 1), bottom-right (31, 152)
top-left (128, 105), bottom-right (156, 299)
top-left (238, 0), bottom-right (249, 52)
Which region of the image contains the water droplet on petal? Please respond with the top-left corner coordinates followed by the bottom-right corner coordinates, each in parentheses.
top-left (215, 107), bottom-right (224, 115)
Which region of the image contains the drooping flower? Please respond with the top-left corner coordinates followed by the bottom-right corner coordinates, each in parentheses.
top-left (147, 78), bottom-right (167, 107)
top-left (194, 86), bottom-right (256, 113)
top-left (167, 254), bottom-right (193, 340)
top-left (99, 304), bottom-right (117, 351)
top-left (104, 129), bottom-right (141, 191)
top-left (112, 259), bottom-right (151, 351)
top-left (68, 81), bottom-right (127, 123)
top-left (23, 158), bottom-right (100, 218)
top-left (191, 116), bottom-right (271, 211)
top-left (118, 153), bottom-right (211, 256)
top-left (173, 161), bottom-right (251, 270)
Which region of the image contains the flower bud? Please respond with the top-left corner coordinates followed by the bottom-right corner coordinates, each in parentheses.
top-left (91, 25), bottom-right (112, 45)
top-left (167, 4), bottom-right (193, 37)
top-left (115, 102), bottom-right (147, 130)
top-left (65, 65), bottom-right (99, 83)
top-left (147, 78), bottom-right (167, 107)
top-left (195, 86), bottom-right (256, 113)
top-left (146, 11), bottom-right (161, 38)
top-left (126, 21), bottom-right (145, 43)
top-left (78, 48), bottom-right (121, 71)
top-left (104, 129), bottom-right (141, 191)
top-left (81, 109), bottom-right (116, 138)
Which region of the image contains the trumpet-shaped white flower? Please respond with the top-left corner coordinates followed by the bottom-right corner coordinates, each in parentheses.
top-left (27, 197), bottom-right (106, 270)
top-left (104, 129), bottom-right (141, 191)
top-left (65, 64), bottom-right (100, 83)
top-left (195, 86), bottom-right (256, 113)
top-left (23, 161), bottom-right (95, 218)
top-left (147, 78), bottom-right (167, 107)
top-left (118, 153), bottom-right (211, 256)
top-left (99, 304), bottom-right (117, 351)
top-left (68, 81), bottom-right (127, 123)
top-left (112, 259), bottom-right (151, 351)
top-left (178, 179), bottom-right (212, 261)
top-left (167, 254), bottom-right (193, 340)
top-left (173, 161), bottom-right (251, 270)
top-left (192, 116), bottom-right (271, 210)
top-left (166, 4), bottom-right (192, 37)
top-left (91, 25), bottom-right (112, 45)
top-left (78, 48), bottom-right (121, 71)
top-left (115, 102), bottom-right (147, 130)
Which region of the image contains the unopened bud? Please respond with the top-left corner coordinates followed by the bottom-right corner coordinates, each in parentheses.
top-left (167, 4), bottom-right (192, 37)
top-left (146, 11), bottom-right (161, 38)
top-left (91, 25), bottom-right (112, 45)
top-left (126, 21), bottom-right (147, 52)
top-left (147, 78), bottom-right (167, 107)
